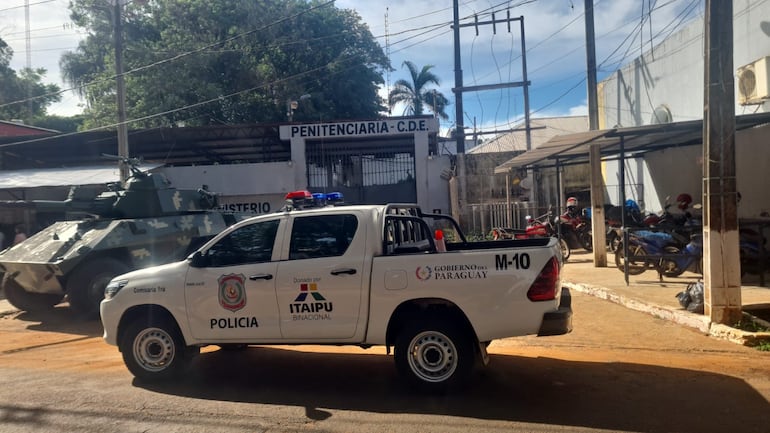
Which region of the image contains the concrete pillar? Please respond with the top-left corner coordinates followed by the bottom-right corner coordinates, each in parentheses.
top-left (590, 144), bottom-right (607, 266)
top-left (414, 131), bottom-right (430, 209)
top-left (289, 137), bottom-right (307, 190)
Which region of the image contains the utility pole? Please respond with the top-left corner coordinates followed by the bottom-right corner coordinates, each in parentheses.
top-left (452, 0), bottom-right (465, 154)
top-left (702, 0), bottom-right (741, 324)
top-left (584, 0), bottom-right (599, 130)
top-left (114, 0), bottom-right (129, 183)
top-left (585, 0), bottom-right (606, 266)
top-left (453, 10), bottom-right (532, 149)
top-left (24, 0), bottom-right (33, 121)
top-left (451, 0), bottom-right (467, 228)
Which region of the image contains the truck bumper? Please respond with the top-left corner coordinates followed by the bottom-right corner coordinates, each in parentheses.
top-left (537, 287), bottom-right (573, 336)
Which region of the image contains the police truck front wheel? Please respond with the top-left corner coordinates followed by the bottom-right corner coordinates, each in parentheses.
top-left (120, 317), bottom-right (199, 381)
top-left (394, 319), bottom-right (475, 393)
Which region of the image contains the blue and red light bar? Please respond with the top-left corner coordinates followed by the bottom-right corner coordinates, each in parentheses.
top-left (283, 190), bottom-right (344, 210)
top-left (285, 190), bottom-right (312, 201)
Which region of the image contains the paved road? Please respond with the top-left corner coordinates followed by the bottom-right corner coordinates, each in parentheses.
top-left (0, 291), bottom-right (769, 433)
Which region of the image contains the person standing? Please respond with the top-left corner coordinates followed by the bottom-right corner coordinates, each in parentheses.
top-left (13, 225), bottom-right (27, 246)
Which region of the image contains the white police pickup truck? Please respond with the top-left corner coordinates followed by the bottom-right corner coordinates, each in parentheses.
top-left (100, 192), bottom-right (572, 392)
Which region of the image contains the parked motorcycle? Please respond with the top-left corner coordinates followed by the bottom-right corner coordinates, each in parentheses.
top-left (490, 227), bottom-right (522, 240)
top-left (739, 227), bottom-right (770, 276)
top-left (525, 209), bottom-right (571, 260)
top-left (615, 228), bottom-right (700, 277)
top-left (615, 198), bottom-right (702, 278)
top-left (606, 199), bottom-right (647, 253)
top-left (657, 233), bottom-right (703, 277)
top-left (609, 195), bottom-right (697, 254)
top-left (558, 204), bottom-right (593, 252)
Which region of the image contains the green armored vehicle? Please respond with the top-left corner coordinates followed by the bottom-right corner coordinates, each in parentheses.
top-left (0, 157), bottom-right (239, 318)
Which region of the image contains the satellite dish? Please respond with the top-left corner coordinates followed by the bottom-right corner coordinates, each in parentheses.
top-left (519, 177), bottom-right (532, 190)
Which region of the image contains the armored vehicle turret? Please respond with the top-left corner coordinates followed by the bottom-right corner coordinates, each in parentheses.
top-left (0, 157), bottom-right (239, 318)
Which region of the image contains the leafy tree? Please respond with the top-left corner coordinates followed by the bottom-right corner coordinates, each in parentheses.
top-left (34, 115), bottom-right (85, 133)
top-left (0, 38), bottom-right (62, 123)
top-left (60, 0), bottom-right (390, 129)
top-left (388, 61), bottom-right (449, 120)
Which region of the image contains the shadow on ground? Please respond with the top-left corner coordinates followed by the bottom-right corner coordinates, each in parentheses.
top-left (136, 347), bottom-right (770, 433)
top-left (10, 304), bottom-right (102, 337)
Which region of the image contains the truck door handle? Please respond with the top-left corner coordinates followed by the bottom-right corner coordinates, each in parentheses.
top-left (331, 268), bottom-right (357, 276)
top-left (249, 273), bottom-right (273, 281)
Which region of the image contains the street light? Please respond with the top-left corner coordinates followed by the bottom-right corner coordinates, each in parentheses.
top-left (286, 94), bottom-right (311, 121)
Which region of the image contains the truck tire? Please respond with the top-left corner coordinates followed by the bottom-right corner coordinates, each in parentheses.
top-left (120, 316), bottom-right (199, 381)
top-left (2, 274), bottom-right (63, 313)
top-left (394, 319), bottom-right (475, 393)
top-left (66, 258), bottom-right (129, 319)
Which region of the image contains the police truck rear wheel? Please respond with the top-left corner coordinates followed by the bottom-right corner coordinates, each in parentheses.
top-left (67, 258), bottom-right (129, 319)
top-left (394, 319), bottom-right (474, 393)
top-left (120, 317), bottom-right (198, 381)
top-left (2, 274), bottom-right (63, 312)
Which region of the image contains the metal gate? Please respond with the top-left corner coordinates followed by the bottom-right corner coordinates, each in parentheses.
top-left (305, 138), bottom-right (416, 204)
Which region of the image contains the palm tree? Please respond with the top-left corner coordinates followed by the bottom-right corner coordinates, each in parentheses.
top-left (388, 61), bottom-right (449, 119)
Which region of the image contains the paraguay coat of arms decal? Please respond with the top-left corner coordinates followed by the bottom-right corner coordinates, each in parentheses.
top-left (218, 273), bottom-right (247, 312)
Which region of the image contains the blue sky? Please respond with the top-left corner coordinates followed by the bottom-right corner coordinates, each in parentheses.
top-left (2, 0), bottom-right (704, 136)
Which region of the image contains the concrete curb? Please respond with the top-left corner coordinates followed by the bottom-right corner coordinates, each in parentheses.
top-left (564, 280), bottom-right (770, 347)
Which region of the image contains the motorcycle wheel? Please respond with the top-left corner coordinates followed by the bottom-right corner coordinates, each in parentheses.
top-left (559, 238), bottom-right (571, 261)
top-left (580, 230), bottom-right (593, 252)
top-left (607, 231), bottom-right (621, 253)
top-left (660, 245), bottom-right (686, 277)
top-left (615, 242), bottom-right (647, 275)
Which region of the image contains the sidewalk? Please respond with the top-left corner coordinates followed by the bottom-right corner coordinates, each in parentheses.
top-left (562, 250), bottom-right (770, 345)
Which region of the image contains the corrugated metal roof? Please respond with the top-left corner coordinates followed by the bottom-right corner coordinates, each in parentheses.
top-left (469, 116), bottom-right (589, 154)
top-left (0, 164), bottom-right (162, 189)
top-left (494, 112), bottom-right (770, 173)
top-left (493, 129), bottom-right (609, 173)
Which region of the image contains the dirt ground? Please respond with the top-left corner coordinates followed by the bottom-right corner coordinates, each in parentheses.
top-left (0, 292), bottom-right (769, 433)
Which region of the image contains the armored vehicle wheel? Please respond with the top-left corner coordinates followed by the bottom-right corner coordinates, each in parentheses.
top-left (394, 318), bottom-right (475, 393)
top-left (120, 316), bottom-right (199, 381)
top-left (2, 274), bottom-right (63, 312)
top-left (66, 258), bottom-right (129, 319)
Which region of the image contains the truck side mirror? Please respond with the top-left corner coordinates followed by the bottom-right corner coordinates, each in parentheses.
top-left (189, 250), bottom-right (210, 268)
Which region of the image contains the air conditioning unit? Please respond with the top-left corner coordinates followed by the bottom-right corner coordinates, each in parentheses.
top-left (737, 56), bottom-right (770, 105)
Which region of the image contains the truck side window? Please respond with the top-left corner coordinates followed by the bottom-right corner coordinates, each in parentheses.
top-left (206, 219), bottom-right (280, 267)
top-left (289, 214), bottom-right (358, 260)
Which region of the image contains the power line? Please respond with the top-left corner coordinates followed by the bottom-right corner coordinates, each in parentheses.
top-left (0, 0), bottom-right (337, 111)
top-left (0, 0), bottom-right (58, 13)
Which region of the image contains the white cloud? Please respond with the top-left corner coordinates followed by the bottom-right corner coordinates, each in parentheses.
top-left (1, 0), bottom-right (83, 115)
top-left (568, 103), bottom-right (588, 116)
